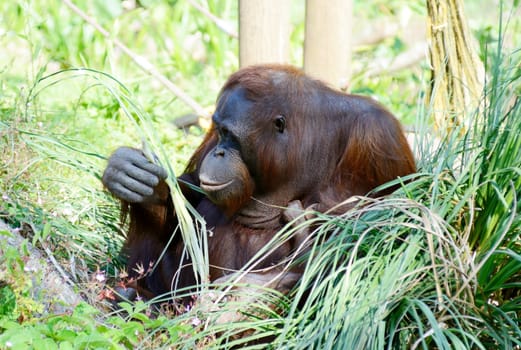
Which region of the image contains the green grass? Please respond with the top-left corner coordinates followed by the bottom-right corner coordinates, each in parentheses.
top-left (1, 0), bottom-right (520, 349)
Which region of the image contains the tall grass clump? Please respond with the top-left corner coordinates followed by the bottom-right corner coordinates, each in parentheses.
top-left (1, 66), bottom-right (209, 285)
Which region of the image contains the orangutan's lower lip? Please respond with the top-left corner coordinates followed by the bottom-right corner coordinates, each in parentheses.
top-left (200, 180), bottom-right (233, 192)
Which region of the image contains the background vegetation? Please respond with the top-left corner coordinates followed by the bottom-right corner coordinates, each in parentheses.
top-left (0, 0), bottom-right (520, 349)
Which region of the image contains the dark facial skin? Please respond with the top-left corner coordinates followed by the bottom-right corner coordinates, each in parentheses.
top-left (198, 87), bottom-right (295, 226)
top-left (199, 88), bottom-right (255, 208)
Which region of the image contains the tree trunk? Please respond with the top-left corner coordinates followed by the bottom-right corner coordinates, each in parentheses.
top-left (239, 0), bottom-right (291, 67)
top-left (304, 0), bottom-right (353, 90)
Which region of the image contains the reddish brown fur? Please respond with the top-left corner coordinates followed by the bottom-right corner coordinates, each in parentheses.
top-left (119, 64), bottom-right (416, 299)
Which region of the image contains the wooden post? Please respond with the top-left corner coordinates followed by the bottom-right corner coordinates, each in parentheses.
top-left (304, 0), bottom-right (353, 90)
top-left (239, 0), bottom-right (291, 67)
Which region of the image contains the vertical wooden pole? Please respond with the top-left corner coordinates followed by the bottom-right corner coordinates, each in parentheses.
top-left (304, 0), bottom-right (353, 90)
top-left (239, 0), bottom-right (291, 68)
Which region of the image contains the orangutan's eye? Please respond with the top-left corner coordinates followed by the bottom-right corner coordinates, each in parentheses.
top-left (274, 116), bottom-right (286, 133)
